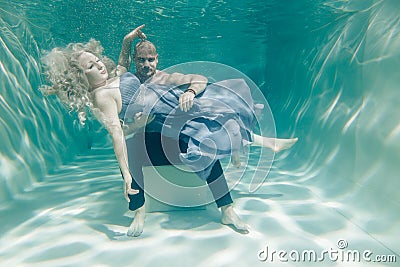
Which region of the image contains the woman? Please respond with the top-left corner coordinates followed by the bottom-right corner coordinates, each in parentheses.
top-left (41, 26), bottom-right (297, 235)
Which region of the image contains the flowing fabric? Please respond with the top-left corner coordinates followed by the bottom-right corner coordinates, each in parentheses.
top-left (119, 72), bottom-right (255, 180)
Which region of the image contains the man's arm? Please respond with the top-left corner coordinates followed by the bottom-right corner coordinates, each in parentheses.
top-left (160, 72), bottom-right (208, 112)
top-left (117, 24), bottom-right (146, 74)
top-left (164, 72), bottom-right (208, 95)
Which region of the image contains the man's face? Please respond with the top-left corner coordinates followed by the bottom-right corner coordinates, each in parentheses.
top-left (134, 48), bottom-right (158, 81)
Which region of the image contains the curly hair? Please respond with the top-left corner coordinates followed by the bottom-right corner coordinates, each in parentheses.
top-left (40, 39), bottom-right (116, 125)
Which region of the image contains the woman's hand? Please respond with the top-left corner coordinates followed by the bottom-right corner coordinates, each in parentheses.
top-left (179, 91), bottom-right (195, 112)
top-left (123, 173), bottom-right (139, 203)
top-left (124, 24), bottom-right (147, 42)
top-left (123, 112), bottom-right (155, 136)
top-left (134, 112), bottom-right (154, 127)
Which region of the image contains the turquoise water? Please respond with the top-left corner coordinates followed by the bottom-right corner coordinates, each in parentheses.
top-left (1, 0), bottom-right (399, 266)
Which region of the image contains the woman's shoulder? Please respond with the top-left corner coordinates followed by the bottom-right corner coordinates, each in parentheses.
top-left (92, 78), bottom-right (120, 96)
top-left (108, 77), bottom-right (120, 88)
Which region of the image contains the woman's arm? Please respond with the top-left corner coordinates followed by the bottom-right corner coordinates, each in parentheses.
top-left (93, 89), bottom-right (138, 201)
top-left (117, 24), bottom-right (147, 74)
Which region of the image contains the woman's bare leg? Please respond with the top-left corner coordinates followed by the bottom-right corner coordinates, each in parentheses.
top-left (231, 152), bottom-right (242, 168)
top-left (252, 134), bottom-right (298, 152)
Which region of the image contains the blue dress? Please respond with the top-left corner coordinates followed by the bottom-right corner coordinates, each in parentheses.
top-left (119, 72), bottom-right (255, 180)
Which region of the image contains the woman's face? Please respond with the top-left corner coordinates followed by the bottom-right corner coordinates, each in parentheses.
top-left (78, 52), bottom-right (108, 89)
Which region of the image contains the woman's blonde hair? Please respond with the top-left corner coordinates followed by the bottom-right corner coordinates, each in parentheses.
top-left (40, 39), bottom-right (116, 125)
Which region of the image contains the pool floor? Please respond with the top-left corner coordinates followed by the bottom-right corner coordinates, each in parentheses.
top-left (0, 148), bottom-right (396, 266)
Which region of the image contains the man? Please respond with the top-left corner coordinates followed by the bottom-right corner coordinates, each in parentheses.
top-left (119, 25), bottom-right (249, 237)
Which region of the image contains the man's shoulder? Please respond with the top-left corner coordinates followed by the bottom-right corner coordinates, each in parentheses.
top-left (152, 70), bottom-right (170, 83)
top-left (155, 70), bottom-right (169, 77)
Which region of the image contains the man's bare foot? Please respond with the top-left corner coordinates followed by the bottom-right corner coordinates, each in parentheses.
top-left (272, 137), bottom-right (298, 152)
top-left (231, 152), bottom-right (241, 168)
top-left (127, 206), bottom-right (145, 237)
top-left (221, 204), bottom-right (249, 234)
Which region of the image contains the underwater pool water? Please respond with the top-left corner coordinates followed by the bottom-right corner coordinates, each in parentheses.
top-left (1, 0), bottom-right (399, 266)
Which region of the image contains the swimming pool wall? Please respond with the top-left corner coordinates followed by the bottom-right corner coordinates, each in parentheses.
top-left (0, 3), bottom-right (95, 201)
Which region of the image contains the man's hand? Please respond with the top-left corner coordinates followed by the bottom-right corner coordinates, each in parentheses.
top-left (123, 174), bottom-right (139, 203)
top-left (179, 91), bottom-right (195, 112)
top-left (119, 24), bottom-right (147, 70)
top-left (124, 24), bottom-right (147, 42)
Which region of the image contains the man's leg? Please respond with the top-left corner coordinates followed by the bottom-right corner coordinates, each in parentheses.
top-left (177, 137), bottom-right (234, 207)
top-left (125, 132), bottom-right (148, 237)
top-left (128, 132), bottom-right (248, 234)
top-left (205, 160), bottom-right (233, 208)
top-left (177, 138), bottom-right (249, 233)
top-left (137, 132), bottom-right (235, 207)
top-left (126, 132), bottom-right (178, 208)
top-left (208, 163), bottom-right (249, 233)
top-left (126, 131), bottom-right (180, 236)
top-left (125, 133), bottom-right (146, 211)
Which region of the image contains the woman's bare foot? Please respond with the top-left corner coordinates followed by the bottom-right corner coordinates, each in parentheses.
top-left (221, 204), bottom-right (249, 234)
top-left (127, 205), bottom-right (145, 237)
top-left (252, 134), bottom-right (298, 153)
top-left (272, 137), bottom-right (298, 152)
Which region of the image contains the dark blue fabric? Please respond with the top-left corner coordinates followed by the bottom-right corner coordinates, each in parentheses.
top-left (120, 75), bottom-right (255, 180)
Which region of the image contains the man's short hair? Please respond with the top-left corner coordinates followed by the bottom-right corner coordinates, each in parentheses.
top-left (133, 40), bottom-right (157, 57)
